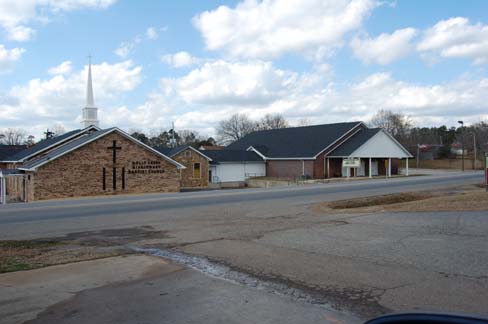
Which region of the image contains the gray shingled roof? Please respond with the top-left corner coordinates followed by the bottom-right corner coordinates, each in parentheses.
top-left (3, 127), bottom-right (97, 162)
top-left (226, 122), bottom-right (362, 158)
top-left (327, 128), bottom-right (382, 157)
top-left (20, 129), bottom-right (114, 170)
top-left (155, 145), bottom-right (211, 160)
top-left (0, 145), bottom-right (27, 161)
top-left (201, 150), bottom-right (264, 164)
top-left (167, 145), bottom-right (189, 156)
top-left (19, 128), bottom-right (184, 171)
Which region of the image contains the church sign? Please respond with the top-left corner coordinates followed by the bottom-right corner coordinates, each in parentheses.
top-left (342, 158), bottom-right (361, 168)
top-left (129, 160), bottom-right (166, 174)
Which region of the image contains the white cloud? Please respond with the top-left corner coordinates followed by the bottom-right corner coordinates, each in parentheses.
top-left (115, 26), bottom-right (163, 58)
top-left (115, 35), bottom-right (142, 58)
top-left (123, 64), bottom-right (488, 136)
top-left (145, 26), bottom-right (158, 40)
top-left (0, 44), bottom-right (25, 73)
top-left (161, 60), bottom-right (297, 106)
top-left (193, 0), bottom-right (377, 60)
top-left (350, 28), bottom-right (417, 64)
top-left (161, 51), bottom-right (201, 68)
top-left (48, 60), bottom-right (73, 75)
top-left (0, 60), bottom-right (142, 136)
top-left (0, 0), bottom-right (117, 42)
top-left (417, 17), bottom-right (488, 64)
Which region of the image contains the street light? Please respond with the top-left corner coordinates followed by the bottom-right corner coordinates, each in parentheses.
top-left (458, 120), bottom-right (464, 172)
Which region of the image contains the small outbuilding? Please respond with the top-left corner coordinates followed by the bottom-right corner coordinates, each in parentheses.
top-left (156, 145), bottom-right (212, 189)
top-left (201, 150), bottom-right (265, 186)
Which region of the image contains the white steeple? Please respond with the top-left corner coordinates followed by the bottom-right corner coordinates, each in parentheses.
top-left (82, 56), bottom-right (99, 128)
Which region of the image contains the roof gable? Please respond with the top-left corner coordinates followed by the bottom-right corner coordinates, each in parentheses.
top-left (155, 145), bottom-right (212, 161)
top-left (327, 128), bottom-right (381, 157)
top-left (336, 130), bottom-right (412, 158)
top-left (226, 122), bottom-right (363, 158)
top-left (19, 128), bottom-right (185, 171)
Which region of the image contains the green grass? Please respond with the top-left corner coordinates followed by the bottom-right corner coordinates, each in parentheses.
top-left (0, 257), bottom-right (40, 273)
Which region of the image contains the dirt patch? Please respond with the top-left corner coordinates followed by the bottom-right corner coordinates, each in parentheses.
top-left (0, 226), bottom-right (169, 274)
top-left (312, 185), bottom-right (488, 214)
top-left (327, 192), bottom-right (434, 209)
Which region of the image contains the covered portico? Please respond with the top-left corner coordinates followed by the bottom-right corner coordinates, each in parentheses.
top-left (326, 129), bottom-right (413, 178)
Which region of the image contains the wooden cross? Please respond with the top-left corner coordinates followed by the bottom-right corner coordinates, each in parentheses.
top-left (107, 140), bottom-right (122, 164)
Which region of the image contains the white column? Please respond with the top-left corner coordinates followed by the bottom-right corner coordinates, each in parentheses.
top-left (369, 158), bottom-right (372, 178)
top-left (388, 158), bottom-right (392, 177)
top-left (326, 158), bottom-right (330, 178)
top-left (406, 158), bottom-right (409, 176)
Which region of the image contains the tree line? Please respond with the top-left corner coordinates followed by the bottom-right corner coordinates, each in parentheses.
top-left (370, 109), bottom-right (488, 159)
top-left (2, 112), bottom-right (487, 160)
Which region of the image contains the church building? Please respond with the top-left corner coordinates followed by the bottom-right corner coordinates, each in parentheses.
top-left (0, 62), bottom-right (185, 202)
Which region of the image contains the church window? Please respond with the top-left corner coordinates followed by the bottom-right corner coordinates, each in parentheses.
top-left (193, 163), bottom-right (201, 178)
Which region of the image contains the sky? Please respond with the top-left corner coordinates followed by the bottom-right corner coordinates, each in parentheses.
top-left (1, 0), bottom-right (488, 140)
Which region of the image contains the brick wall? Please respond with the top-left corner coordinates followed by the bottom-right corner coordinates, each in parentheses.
top-left (266, 160), bottom-right (314, 179)
top-left (27, 132), bottom-right (181, 201)
top-left (171, 148), bottom-right (209, 188)
top-left (313, 154), bottom-right (325, 178)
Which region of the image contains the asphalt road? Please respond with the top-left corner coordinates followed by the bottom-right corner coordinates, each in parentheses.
top-left (0, 172), bottom-right (482, 230)
top-left (1, 171), bottom-right (487, 322)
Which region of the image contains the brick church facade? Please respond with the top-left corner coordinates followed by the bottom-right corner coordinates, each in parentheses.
top-left (21, 129), bottom-right (183, 201)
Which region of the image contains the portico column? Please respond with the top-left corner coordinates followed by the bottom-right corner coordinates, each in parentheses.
top-left (326, 157), bottom-right (330, 178)
top-left (369, 158), bottom-right (372, 178)
top-left (406, 158), bottom-right (409, 176)
top-left (388, 158), bottom-right (392, 177)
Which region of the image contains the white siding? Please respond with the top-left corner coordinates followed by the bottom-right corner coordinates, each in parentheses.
top-left (350, 131), bottom-right (411, 158)
top-left (212, 162), bottom-right (266, 183)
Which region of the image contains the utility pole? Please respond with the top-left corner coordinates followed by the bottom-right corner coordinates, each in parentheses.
top-left (458, 121), bottom-right (464, 172)
top-left (473, 133), bottom-right (477, 170)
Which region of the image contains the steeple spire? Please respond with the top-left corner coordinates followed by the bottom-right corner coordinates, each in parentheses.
top-left (86, 56), bottom-right (95, 108)
top-left (82, 56), bottom-right (99, 128)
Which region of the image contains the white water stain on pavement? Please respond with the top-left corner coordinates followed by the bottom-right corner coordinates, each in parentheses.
top-left (133, 246), bottom-right (360, 323)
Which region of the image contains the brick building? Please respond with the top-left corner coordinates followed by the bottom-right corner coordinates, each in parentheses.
top-left (226, 122), bottom-right (412, 179)
top-left (157, 145), bottom-right (211, 188)
top-left (0, 127), bottom-right (184, 201)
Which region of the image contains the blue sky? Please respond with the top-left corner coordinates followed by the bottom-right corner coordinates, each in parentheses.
top-left (1, 0), bottom-right (488, 140)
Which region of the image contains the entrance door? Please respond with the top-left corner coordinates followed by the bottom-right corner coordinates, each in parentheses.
top-left (208, 170), bottom-right (212, 183)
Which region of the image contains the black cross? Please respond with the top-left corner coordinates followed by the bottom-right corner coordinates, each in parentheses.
top-left (107, 140), bottom-right (122, 164)
top-left (107, 140), bottom-right (122, 190)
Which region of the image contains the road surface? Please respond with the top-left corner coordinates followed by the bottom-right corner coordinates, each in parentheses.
top-left (1, 171), bottom-right (486, 322)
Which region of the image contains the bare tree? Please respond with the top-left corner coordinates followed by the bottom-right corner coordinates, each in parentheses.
top-left (217, 114), bottom-right (257, 144)
top-left (24, 135), bottom-right (36, 146)
top-left (370, 109), bottom-right (413, 140)
top-left (0, 128), bottom-right (27, 145)
top-left (257, 114), bottom-right (288, 130)
top-left (296, 118), bottom-right (311, 127)
top-left (50, 124), bottom-right (66, 137)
